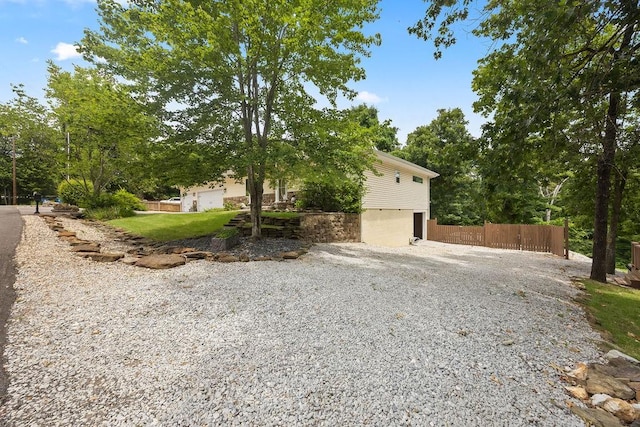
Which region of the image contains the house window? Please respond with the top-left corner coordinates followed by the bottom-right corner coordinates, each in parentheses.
top-left (413, 176), bottom-right (424, 184)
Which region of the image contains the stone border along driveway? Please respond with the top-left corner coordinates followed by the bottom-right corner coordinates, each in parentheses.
top-left (0, 215), bottom-right (605, 426)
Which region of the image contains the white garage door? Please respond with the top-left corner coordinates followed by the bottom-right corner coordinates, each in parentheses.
top-left (197, 189), bottom-right (224, 212)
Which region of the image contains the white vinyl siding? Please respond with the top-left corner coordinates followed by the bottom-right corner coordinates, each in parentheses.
top-left (362, 161), bottom-right (430, 211)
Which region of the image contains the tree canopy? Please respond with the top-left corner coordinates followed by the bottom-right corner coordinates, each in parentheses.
top-left (0, 86), bottom-right (58, 203)
top-left (411, 0), bottom-right (640, 282)
top-left (82, 0), bottom-right (381, 237)
top-left (396, 108), bottom-right (482, 225)
top-left (46, 63), bottom-right (159, 203)
top-left (346, 104), bottom-right (399, 152)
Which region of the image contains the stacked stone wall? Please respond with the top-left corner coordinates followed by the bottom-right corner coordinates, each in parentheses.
top-left (299, 213), bottom-right (360, 243)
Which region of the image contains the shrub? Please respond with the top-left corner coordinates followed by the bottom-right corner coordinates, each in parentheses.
top-left (298, 178), bottom-right (364, 213)
top-left (84, 193), bottom-right (115, 209)
top-left (113, 189), bottom-right (146, 211)
top-left (84, 206), bottom-right (136, 221)
top-left (57, 180), bottom-right (93, 207)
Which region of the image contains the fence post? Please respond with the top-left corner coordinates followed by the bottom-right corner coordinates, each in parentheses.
top-left (564, 217), bottom-right (570, 260)
top-left (483, 220), bottom-right (487, 247)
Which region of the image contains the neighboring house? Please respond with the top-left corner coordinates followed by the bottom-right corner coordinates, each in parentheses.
top-left (179, 150), bottom-right (438, 246)
top-left (180, 176), bottom-right (293, 213)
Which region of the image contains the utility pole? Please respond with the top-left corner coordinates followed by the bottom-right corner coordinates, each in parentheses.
top-left (12, 135), bottom-right (17, 205)
top-left (66, 131), bottom-right (70, 181)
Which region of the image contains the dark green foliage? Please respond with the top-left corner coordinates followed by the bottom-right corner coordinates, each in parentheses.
top-left (346, 105), bottom-right (399, 152)
top-left (397, 108), bottom-right (484, 225)
top-left (84, 205), bottom-right (135, 220)
top-left (57, 179), bottom-right (93, 206)
top-left (410, 0), bottom-right (640, 281)
top-left (1, 86), bottom-right (60, 202)
top-left (82, 0), bottom-right (381, 238)
top-left (298, 179), bottom-right (364, 213)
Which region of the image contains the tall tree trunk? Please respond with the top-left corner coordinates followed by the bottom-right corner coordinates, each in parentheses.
top-left (590, 91), bottom-right (619, 282)
top-left (606, 169), bottom-right (627, 274)
top-left (247, 166), bottom-right (263, 239)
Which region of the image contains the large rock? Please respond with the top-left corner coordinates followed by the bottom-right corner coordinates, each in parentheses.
top-left (135, 254), bottom-right (186, 269)
top-left (602, 398), bottom-right (639, 423)
top-left (182, 251), bottom-right (212, 260)
top-left (211, 234), bottom-right (240, 251)
top-left (565, 385), bottom-right (589, 400)
top-left (586, 367), bottom-right (636, 400)
top-left (570, 406), bottom-right (624, 427)
top-left (82, 252), bottom-right (124, 262)
top-left (71, 243), bottom-right (101, 253)
top-left (606, 350), bottom-right (640, 365)
top-left (567, 362), bottom-right (589, 382)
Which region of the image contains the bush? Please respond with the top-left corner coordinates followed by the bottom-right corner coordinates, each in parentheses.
top-left (298, 178), bottom-right (364, 213)
top-left (112, 189), bottom-right (146, 211)
top-left (84, 206), bottom-right (136, 221)
top-left (84, 193), bottom-right (115, 209)
top-left (57, 180), bottom-right (93, 207)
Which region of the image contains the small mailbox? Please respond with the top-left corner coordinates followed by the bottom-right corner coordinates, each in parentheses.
top-left (33, 192), bottom-right (41, 214)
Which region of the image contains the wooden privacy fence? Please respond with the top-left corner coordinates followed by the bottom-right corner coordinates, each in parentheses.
top-left (427, 219), bottom-right (568, 258)
top-left (142, 201), bottom-right (182, 212)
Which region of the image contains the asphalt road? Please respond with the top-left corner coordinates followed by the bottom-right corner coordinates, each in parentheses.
top-left (0, 206), bottom-right (23, 404)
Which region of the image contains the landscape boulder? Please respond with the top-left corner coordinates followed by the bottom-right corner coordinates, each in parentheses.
top-left (82, 252), bottom-right (125, 262)
top-left (135, 254), bottom-right (186, 269)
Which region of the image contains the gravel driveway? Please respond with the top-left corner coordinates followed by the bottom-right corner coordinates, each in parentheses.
top-left (1, 216), bottom-right (602, 426)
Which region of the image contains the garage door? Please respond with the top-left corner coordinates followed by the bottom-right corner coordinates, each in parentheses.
top-left (197, 189), bottom-right (224, 212)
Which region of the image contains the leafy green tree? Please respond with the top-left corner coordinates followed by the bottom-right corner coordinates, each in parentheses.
top-left (346, 104), bottom-right (399, 152)
top-left (82, 0), bottom-right (381, 238)
top-left (397, 108), bottom-right (482, 225)
top-left (46, 63), bottom-right (159, 203)
top-left (411, 0), bottom-right (640, 282)
top-left (0, 86), bottom-right (59, 203)
top-left (606, 111), bottom-right (640, 272)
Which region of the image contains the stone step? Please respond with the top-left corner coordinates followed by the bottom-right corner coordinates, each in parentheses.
top-left (628, 270), bottom-right (640, 288)
top-left (614, 276), bottom-right (631, 286)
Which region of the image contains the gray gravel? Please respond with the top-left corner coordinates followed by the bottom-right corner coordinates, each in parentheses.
top-left (0, 216), bottom-right (603, 426)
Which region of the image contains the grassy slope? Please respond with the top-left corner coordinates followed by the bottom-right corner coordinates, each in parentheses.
top-left (108, 210), bottom-right (300, 242)
top-left (580, 279), bottom-right (640, 359)
top-left (108, 210), bottom-right (240, 242)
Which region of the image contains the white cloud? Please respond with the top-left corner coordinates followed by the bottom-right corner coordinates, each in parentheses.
top-left (31, 57), bottom-right (39, 63)
top-left (356, 91), bottom-right (385, 104)
top-left (16, 36), bottom-right (28, 44)
top-left (51, 42), bottom-right (81, 61)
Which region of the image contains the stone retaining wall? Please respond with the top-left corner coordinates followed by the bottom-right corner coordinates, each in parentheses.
top-left (223, 194), bottom-right (277, 208)
top-left (299, 213), bottom-right (360, 243)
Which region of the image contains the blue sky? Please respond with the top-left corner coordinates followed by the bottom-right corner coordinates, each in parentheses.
top-left (0, 0), bottom-right (492, 143)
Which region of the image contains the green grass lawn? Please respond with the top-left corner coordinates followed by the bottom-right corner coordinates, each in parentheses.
top-left (108, 210), bottom-right (240, 242)
top-left (579, 279), bottom-right (640, 359)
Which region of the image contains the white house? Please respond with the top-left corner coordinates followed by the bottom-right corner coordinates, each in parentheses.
top-left (360, 150), bottom-right (438, 246)
top-left (179, 150), bottom-right (438, 246)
